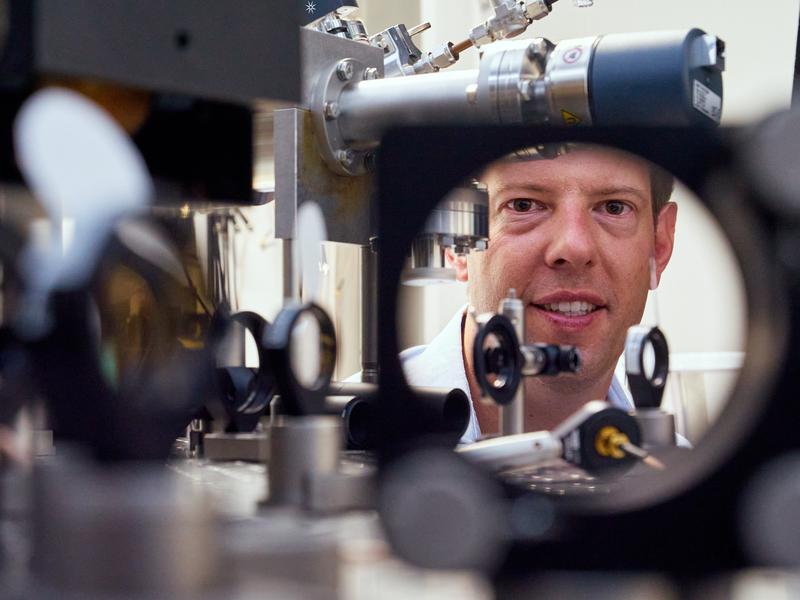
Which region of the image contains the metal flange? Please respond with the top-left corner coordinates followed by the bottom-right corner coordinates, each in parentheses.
top-left (311, 58), bottom-right (372, 176)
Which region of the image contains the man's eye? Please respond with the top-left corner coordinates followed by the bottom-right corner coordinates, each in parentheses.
top-left (506, 198), bottom-right (535, 212)
top-left (602, 200), bottom-right (630, 216)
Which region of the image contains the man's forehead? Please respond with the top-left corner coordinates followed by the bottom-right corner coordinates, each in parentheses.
top-left (481, 147), bottom-right (651, 190)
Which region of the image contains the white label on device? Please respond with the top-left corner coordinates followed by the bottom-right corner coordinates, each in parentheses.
top-left (693, 80), bottom-right (722, 122)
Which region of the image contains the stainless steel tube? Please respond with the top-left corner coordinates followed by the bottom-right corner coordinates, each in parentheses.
top-left (338, 70), bottom-right (480, 147)
top-left (361, 243), bottom-right (379, 383)
top-left (633, 408), bottom-right (676, 449)
top-left (267, 416), bottom-right (342, 506)
top-left (499, 292), bottom-right (525, 435)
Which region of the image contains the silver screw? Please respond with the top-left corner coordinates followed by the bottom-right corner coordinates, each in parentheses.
top-left (336, 60), bottom-right (354, 81)
top-left (336, 149), bottom-right (355, 166)
top-left (324, 101), bottom-right (341, 119)
top-left (364, 67), bottom-right (380, 80)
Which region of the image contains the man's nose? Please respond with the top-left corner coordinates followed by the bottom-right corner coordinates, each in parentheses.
top-left (543, 206), bottom-right (597, 268)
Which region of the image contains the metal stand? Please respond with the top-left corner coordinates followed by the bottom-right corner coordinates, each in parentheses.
top-left (361, 240), bottom-right (379, 383)
top-left (499, 290), bottom-right (524, 435)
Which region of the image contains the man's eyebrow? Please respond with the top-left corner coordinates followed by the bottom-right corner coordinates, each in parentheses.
top-left (490, 183), bottom-right (553, 207)
top-left (591, 185), bottom-right (649, 202)
top-left (492, 183), bottom-right (552, 196)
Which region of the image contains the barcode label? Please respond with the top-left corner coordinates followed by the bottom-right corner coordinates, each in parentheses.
top-left (693, 80), bottom-right (722, 122)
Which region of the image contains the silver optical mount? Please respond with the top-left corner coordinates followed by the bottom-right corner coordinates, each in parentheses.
top-left (471, 289), bottom-right (582, 435)
top-left (498, 290), bottom-right (525, 435)
top-left (403, 182), bottom-right (489, 286)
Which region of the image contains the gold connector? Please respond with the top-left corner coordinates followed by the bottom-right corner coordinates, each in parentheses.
top-left (594, 426), bottom-right (629, 460)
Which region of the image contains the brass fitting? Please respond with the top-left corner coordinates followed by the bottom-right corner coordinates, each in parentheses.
top-left (594, 426), bottom-right (630, 460)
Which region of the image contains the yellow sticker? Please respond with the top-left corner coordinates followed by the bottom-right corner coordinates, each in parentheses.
top-left (561, 109), bottom-right (582, 125)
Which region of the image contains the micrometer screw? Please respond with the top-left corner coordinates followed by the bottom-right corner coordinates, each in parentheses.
top-left (324, 101), bottom-right (341, 120)
top-left (336, 60), bottom-right (355, 81)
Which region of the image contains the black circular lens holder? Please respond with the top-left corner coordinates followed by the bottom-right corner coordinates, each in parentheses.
top-left (262, 302), bottom-right (337, 416)
top-left (209, 309), bottom-right (276, 432)
top-left (625, 325), bottom-right (669, 409)
top-left (472, 313), bottom-right (522, 406)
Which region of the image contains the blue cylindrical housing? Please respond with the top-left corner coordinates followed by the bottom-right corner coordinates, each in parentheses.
top-left (590, 29), bottom-right (724, 126)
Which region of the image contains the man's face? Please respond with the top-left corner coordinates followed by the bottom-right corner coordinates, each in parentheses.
top-left (458, 147), bottom-right (677, 389)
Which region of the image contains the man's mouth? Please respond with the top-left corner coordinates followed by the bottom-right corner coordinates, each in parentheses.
top-left (529, 292), bottom-right (607, 330)
top-left (537, 301), bottom-right (600, 317)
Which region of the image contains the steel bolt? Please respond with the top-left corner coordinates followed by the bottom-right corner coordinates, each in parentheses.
top-left (364, 67), bottom-right (380, 80)
top-left (336, 60), bottom-right (354, 81)
top-left (324, 101), bottom-right (341, 120)
top-left (336, 149), bottom-right (355, 166)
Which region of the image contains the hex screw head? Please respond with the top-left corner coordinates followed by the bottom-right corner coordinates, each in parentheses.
top-left (364, 67), bottom-right (380, 80)
top-left (324, 101), bottom-right (341, 120)
top-left (336, 60), bottom-right (354, 81)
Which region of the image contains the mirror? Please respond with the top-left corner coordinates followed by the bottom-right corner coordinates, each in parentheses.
top-left (396, 142), bottom-right (748, 496)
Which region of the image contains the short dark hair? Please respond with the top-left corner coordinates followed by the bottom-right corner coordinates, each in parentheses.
top-left (650, 161), bottom-right (675, 220)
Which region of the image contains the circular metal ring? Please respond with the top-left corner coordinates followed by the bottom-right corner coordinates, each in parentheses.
top-left (209, 310), bottom-right (276, 431)
top-left (472, 314), bottom-right (522, 406)
top-left (262, 302), bottom-right (337, 416)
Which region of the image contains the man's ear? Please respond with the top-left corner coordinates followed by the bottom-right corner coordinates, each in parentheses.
top-left (653, 201), bottom-right (678, 286)
top-left (445, 248), bottom-right (469, 282)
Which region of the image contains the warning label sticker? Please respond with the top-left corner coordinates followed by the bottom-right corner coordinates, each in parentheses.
top-left (561, 109), bottom-right (582, 125)
top-left (693, 80), bottom-right (722, 123)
